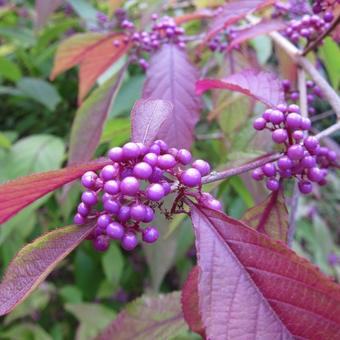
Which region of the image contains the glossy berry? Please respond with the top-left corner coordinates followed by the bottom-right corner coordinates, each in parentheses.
top-left (100, 165), bottom-right (119, 181)
top-left (262, 109), bottom-right (273, 121)
top-left (122, 142), bottom-right (140, 159)
top-left (120, 176), bottom-right (140, 196)
top-left (176, 149), bottom-right (192, 165)
top-left (253, 118), bottom-right (266, 130)
top-left (143, 153), bottom-right (158, 167)
top-left (286, 113), bottom-right (302, 130)
top-left (252, 168), bottom-right (264, 181)
top-left (192, 159), bottom-right (211, 176)
top-left (304, 136), bottom-right (319, 152)
top-left (130, 203), bottom-right (146, 221)
top-left (81, 171), bottom-right (97, 188)
top-left (307, 167), bottom-right (324, 182)
top-left (93, 236), bottom-right (110, 252)
top-left (143, 206), bottom-right (155, 223)
top-left (146, 183), bottom-right (165, 201)
top-left (272, 129), bottom-right (288, 143)
top-left (103, 199), bottom-right (120, 214)
top-left (204, 198), bottom-right (222, 211)
top-left (278, 156), bottom-right (293, 170)
top-left (74, 213), bottom-right (85, 225)
top-left (292, 130), bottom-right (304, 141)
top-left (142, 227), bottom-right (159, 243)
top-left (157, 154), bottom-right (176, 169)
top-left (287, 145), bottom-right (304, 160)
top-left (133, 162), bottom-right (153, 179)
top-left (117, 206), bottom-right (130, 223)
top-left (121, 232), bottom-right (138, 251)
top-left (180, 168), bottom-right (201, 187)
top-left (301, 156), bottom-right (316, 168)
top-left (108, 147), bottom-right (123, 162)
top-left (154, 139), bottom-right (168, 152)
top-left (81, 191), bottom-right (98, 206)
top-left (97, 214), bottom-right (111, 229)
top-left (269, 110), bottom-right (285, 124)
top-left (266, 178), bottom-right (280, 191)
top-left (324, 12), bottom-right (334, 22)
top-left (77, 202), bottom-right (90, 216)
top-left (106, 222), bottom-right (125, 240)
top-left (262, 163), bottom-right (277, 177)
top-left (300, 117), bottom-right (311, 131)
top-left (161, 181), bottom-right (171, 195)
top-left (149, 167), bottom-right (164, 183)
top-left (104, 180), bottom-right (120, 195)
top-left (298, 181), bottom-right (313, 194)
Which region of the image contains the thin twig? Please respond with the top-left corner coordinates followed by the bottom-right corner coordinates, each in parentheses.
top-left (315, 121), bottom-right (340, 140)
top-left (298, 68), bottom-right (308, 119)
top-left (310, 110), bottom-right (335, 122)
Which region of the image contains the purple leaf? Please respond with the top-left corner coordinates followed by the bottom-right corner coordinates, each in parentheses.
top-left (227, 20), bottom-right (287, 51)
top-left (68, 65), bottom-right (127, 166)
top-left (0, 223), bottom-right (96, 316)
top-left (97, 292), bottom-right (187, 340)
top-left (131, 99), bottom-right (173, 147)
top-left (35, 0), bottom-right (63, 28)
top-left (190, 204), bottom-right (340, 339)
top-left (0, 160), bottom-right (109, 225)
top-left (197, 69), bottom-right (284, 107)
top-left (142, 44), bottom-right (201, 149)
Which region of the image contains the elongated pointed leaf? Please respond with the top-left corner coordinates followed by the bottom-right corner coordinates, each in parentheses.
top-left (0, 223), bottom-right (96, 316)
top-left (0, 160), bottom-right (109, 225)
top-left (197, 69), bottom-right (284, 107)
top-left (97, 292), bottom-right (187, 340)
top-left (242, 189), bottom-right (288, 242)
top-left (175, 10), bottom-right (214, 24)
top-left (142, 44), bottom-right (201, 149)
top-left (190, 204), bottom-right (340, 339)
top-left (68, 65), bottom-right (127, 166)
top-left (131, 99), bottom-right (173, 147)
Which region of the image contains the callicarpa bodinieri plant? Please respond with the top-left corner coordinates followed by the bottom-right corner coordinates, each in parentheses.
top-left (0, 0), bottom-right (340, 339)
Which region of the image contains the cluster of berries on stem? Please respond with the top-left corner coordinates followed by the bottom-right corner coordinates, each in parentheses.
top-left (74, 140), bottom-right (221, 252)
top-left (252, 104), bottom-right (337, 194)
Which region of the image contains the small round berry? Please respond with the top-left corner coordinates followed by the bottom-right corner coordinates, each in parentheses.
top-left (142, 227), bottom-right (159, 243)
top-left (269, 110), bottom-right (285, 124)
top-left (157, 154), bottom-right (177, 169)
top-left (161, 181), bottom-right (171, 195)
top-left (106, 222), bottom-right (124, 240)
top-left (180, 168), bottom-right (202, 187)
top-left (102, 193), bottom-right (112, 202)
top-left (192, 159), bottom-right (211, 176)
top-left (97, 214), bottom-right (111, 229)
top-left (104, 180), bottom-right (120, 195)
top-left (279, 169), bottom-right (292, 178)
top-left (253, 117), bottom-right (266, 130)
top-left (168, 147), bottom-right (178, 157)
top-left (272, 129), bottom-right (288, 143)
top-left (290, 92), bottom-right (299, 101)
top-left (154, 140), bottom-right (168, 152)
top-left (77, 202), bottom-right (90, 216)
top-left (262, 163), bottom-right (276, 177)
top-left (176, 149), bottom-right (192, 165)
top-left (130, 203), bottom-right (146, 221)
top-left (277, 156), bottom-right (293, 170)
top-left (103, 199), bottom-right (120, 214)
top-left (74, 213), bottom-right (85, 225)
top-left (93, 235), bottom-right (110, 252)
top-left (81, 171), bottom-right (97, 188)
top-left (292, 130), bottom-right (304, 141)
top-left (108, 147), bottom-right (123, 162)
top-left (100, 165), bottom-right (119, 181)
top-left (149, 144), bottom-right (161, 155)
top-left (148, 167), bottom-right (164, 183)
top-left (266, 178), bottom-right (280, 191)
top-left (204, 198), bottom-right (222, 211)
top-left (136, 142), bottom-right (148, 155)
top-left (276, 103), bottom-right (287, 112)
top-left (317, 147), bottom-right (329, 157)
top-left (146, 183), bottom-right (165, 201)
top-left (252, 168), bottom-right (264, 181)
top-left (121, 232), bottom-right (138, 251)
top-left (327, 150), bottom-right (337, 162)
top-left (118, 206), bottom-right (130, 223)
top-left (122, 142), bottom-right (140, 160)
top-left (120, 168), bottom-right (133, 179)
top-left (81, 191), bottom-right (98, 206)
top-left (301, 156), bottom-right (316, 168)
top-left (304, 136), bottom-right (319, 152)
top-left (300, 117), bottom-right (311, 131)
top-left (286, 113), bottom-right (302, 130)
top-left (298, 181), bottom-right (313, 194)
top-left (282, 79), bottom-right (291, 91)
top-left (120, 176), bottom-right (140, 196)
top-left (262, 109), bottom-right (273, 121)
top-left (95, 178), bottom-right (103, 190)
top-left (288, 104), bottom-right (300, 113)
top-left (143, 206), bottom-right (155, 223)
top-left (133, 162), bottom-right (153, 179)
top-left (324, 12), bottom-right (334, 23)
top-left (143, 152), bottom-right (158, 167)
top-left (307, 167), bottom-right (324, 182)
top-left (287, 144), bottom-right (305, 160)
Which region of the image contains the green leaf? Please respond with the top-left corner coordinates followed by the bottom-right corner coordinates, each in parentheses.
top-left (17, 77), bottom-right (61, 110)
top-left (100, 118), bottom-right (131, 146)
top-left (0, 27), bottom-right (36, 47)
top-left (251, 35), bottom-right (272, 65)
top-left (0, 132), bottom-right (11, 149)
top-left (59, 285), bottom-right (83, 304)
top-left (67, 0), bottom-right (98, 22)
top-left (0, 56), bottom-right (21, 82)
top-left (0, 323), bottom-right (52, 340)
top-left (101, 243), bottom-right (124, 285)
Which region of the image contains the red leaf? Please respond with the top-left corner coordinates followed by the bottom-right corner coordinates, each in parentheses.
top-left (142, 44), bottom-right (201, 149)
top-left (181, 266), bottom-right (205, 337)
top-left (97, 292), bottom-right (187, 340)
top-left (227, 20), bottom-right (287, 51)
top-left (205, 0), bottom-right (276, 42)
top-left (196, 69), bottom-right (284, 107)
top-left (0, 223), bottom-right (96, 316)
top-left (131, 99), bottom-right (173, 147)
top-left (0, 160), bottom-right (109, 225)
top-left (242, 189), bottom-right (288, 242)
top-left (174, 10), bottom-right (214, 25)
top-left (68, 65), bottom-right (128, 166)
top-left (35, 0), bottom-right (63, 28)
top-left (190, 204), bottom-right (340, 339)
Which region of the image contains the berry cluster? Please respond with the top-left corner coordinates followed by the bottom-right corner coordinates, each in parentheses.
top-left (208, 29), bottom-right (237, 52)
top-left (283, 13), bottom-right (333, 46)
top-left (252, 104), bottom-right (337, 194)
top-left (282, 79), bottom-right (323, 115)
top-left (312, 0), bottom-right (339, 16)
top-left (73, 140), bottom-right (220, 252)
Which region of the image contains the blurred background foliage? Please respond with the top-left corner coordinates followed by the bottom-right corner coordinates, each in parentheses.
top-left (0, 0), bottom-right (339, 339)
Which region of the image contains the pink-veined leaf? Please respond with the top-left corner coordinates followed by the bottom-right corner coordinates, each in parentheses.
top-left (196, 69), bottom-right (284, 107)
top-left (227, 20), bottom-right (287, 51)
top-left (67, 64), bottom-right (128, 166)
top-left (131, 99), bottom-right (173, 147)
top-left (181, 266), bottom-right (205, 337)
top-left (204, 0), bottom-right (276, 42)
top-left (97, 292), bottom-right (187, 340)
top-left (0, 223), bottom-right (96, 316)
top-left (0, 160), bottom-right (109, 225)
top-left (190, 204), bottom-right (340, 339)
top-left (174, 9), bottom-right (214, 25)
top-left (242, 188), bottom-right (288, 242)
top-left (142, 44), bottom-right (201, 149)
top-left (35, 0), bottom-right (63, 28)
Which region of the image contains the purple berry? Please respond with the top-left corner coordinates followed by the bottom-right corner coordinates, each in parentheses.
top-left (252, 168), bottom-right (264, 181)
top-left (253, 117), bottom-right (266, 130)
top-left (157, 154), bottom-right (177, 169)
top-left (272, 129), bottom-right (288, 143)
top-left (290, 92), bottom-right (299, 101)
top-left (327, 150), bottom-right (337, 162)
top-left (133, 162), bottom-right (153, 179)
top-left (103, 199), bottom-right (120, 214)
top-left (97, 214), bottom-right (111, 229)
top-left (301, 156), bottom-right (316, 168)
top-left (288, 104), bottom-right (300, 113)
top-left (104, 180), bottom-right (120, 195)
top-left (324, 12), bottom-right (334, 23)
top-left (168, 147), bottom-right (178, 157)
top-left (102, 193), bottom-right (112, 202)
top-left (81, 191), bottom-right (98, 206)
top-left (122, 142), bottom-right (140, 160)
top-left (262, 109), bottom-right (273, 121)
top-left (292, 130), bottom-right (304, 141)
top-left (149, 144), bottom-right (161, 155)
top-left (130, 203), bottom-right (146, 221)
top-left (176, 149), bottom-right (192, 165)
top-left (277, 156), bottom-right (293, 170)
top-left (143, 152), bottom-right (158, 167)
top-left (269, 110), bottom-right (285, 124)
top-left (118, 206), bottom-right (130, 223)
top-left (300, 117), bottom-right (311, 131)
top-left (142, 227), bottom-right (159, 243)
top-left (100, 165), bottom-right (119, 181)
top-left (286, 113), bottom-right (302, 130)
top-left (120, 176), bottom-right (140, 196)
top-left (276, 103), bottom-right (287, 112)
top-left (262, 163), bottom-right (276, 177)
top-left (180, 168), bottom-right (202, 187)
top-left (307, 167), bottom-right (324, 182)
top-left (106, 222), bottom-right (124, 240)
top-left (121, 232), bottom-right (138, 251)
top-left (93, 235), bottom-right (110, 252)
top-left (143, 206), bottom-right (154, 223)
top-left (298, 181), bottom-right (313, 194)
top-left (148, 167), bottom-right (164, 183)
top-left (108, 147), bottom-right (123, 162)
top-left (74, 213), bottom-right (85, 225)
top-left (266, 178), bottom-right (280, 191)
top-left (146, 183), bottom-right (165, 201)
top-left (154, 140), bottom-right (168, 152)
top-left (136, 142), bottom-right (148, 155)
top-left (204, 198), bottom-right (222, 211)
top-left (77, 202), bottom-right (90, 216)
top-left (304, 136), bottom-right (319, 152)
top-left (192, 159), bottom-right (211, 176)
top-left (287, 144), bottom-right (305, 160)
top-left (161, 181), bottom-right (171, 195)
